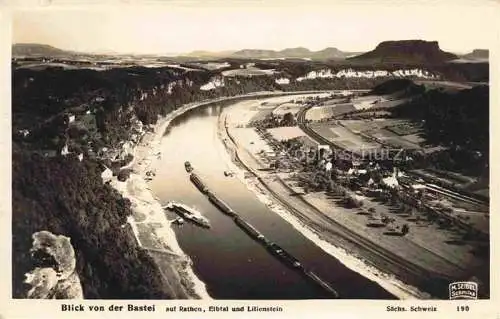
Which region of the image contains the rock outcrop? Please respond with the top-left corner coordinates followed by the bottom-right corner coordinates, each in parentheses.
top-left (24, 231), bottom-right (83, 299)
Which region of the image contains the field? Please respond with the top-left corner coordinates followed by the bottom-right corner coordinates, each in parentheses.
top-left (188, 62), bottom-right (231, 70)
top-left (351, 96), bottom-right (382, 110)
top-left (267, 126), bottom-right (308, 141)
top-left (307, 118), bottom-right (425, 153)
top-left (222, 67), bottom-right (276, 77)
top-left (341, 119), bottom-right (424, 150)
top-left (310, 123), bottom-right (380, 152)
top-left (272, 103), bottom-right (303, 116)
top-left (398, 133), bottom-right (425, 144)
top-left (305, 103), bottom-right (356, 121)
top-left (16, 62), bottom-right (107, 71)
top-left (303, 94), bottom-right (408, 122)
top-left (382, 136), bottom-right (422, 149)
top-left (249, 108), bottom-right (275, 122)
top-left (385, 122), bottom-right (422, 136)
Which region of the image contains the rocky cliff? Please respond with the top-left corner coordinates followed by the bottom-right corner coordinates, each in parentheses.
top-left (24, 231), bottom-right (83, 299)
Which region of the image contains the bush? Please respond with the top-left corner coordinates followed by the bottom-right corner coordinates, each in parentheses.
top-left (118, 169), bottom-right (131, 182)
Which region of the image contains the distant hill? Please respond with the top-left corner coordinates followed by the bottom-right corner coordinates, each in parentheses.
top-left (230, 49), bottom-right (280, 59)
top-left (181, 47), bottom-right (359, 60)
top-left (229, 47), bottom-right (354, 60)
top-left (12, 43), bottom-right (358, 61)
top-left (349, 40), bottom-right (458, 65)
top-left (311, 47), bottom-right (351, 59)
top-left (183, 50), bottom-right (236, 58)
top-left (278, 47), bottom-right (311, 58)
top-left (12, 43), bottom-right (73, 57)
top-left (462, 49), bottom-right (489, 60)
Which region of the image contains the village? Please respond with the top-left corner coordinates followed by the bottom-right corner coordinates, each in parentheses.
top-left (243, 92), bottom-right (488, 252)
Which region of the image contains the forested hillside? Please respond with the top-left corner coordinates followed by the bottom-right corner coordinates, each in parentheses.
top-left (12, 152), bottom-right (171, 298)
top-left (390, 85), bottom-right (489, 177)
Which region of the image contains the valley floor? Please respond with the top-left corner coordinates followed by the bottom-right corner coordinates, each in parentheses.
top-left (219, 99), bottom-right (489, 299)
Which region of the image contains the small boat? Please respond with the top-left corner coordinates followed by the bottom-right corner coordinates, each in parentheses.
top-left (185, 161), bottom-right (193, 173)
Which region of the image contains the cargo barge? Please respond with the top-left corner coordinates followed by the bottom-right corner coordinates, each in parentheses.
top-left (266, 242), bottom-right (303, 269)
top-left (234, 216), bottom-right (265, 241)
top-left (207, 190), bottom-right (238, 217)
top-left (164, 201), bottom-right (210, 228)
top-left (190, 172), bottom-right (208, 194)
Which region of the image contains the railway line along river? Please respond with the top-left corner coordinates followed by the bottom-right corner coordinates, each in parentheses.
top-left (148, 95), bottom-right (399, 299)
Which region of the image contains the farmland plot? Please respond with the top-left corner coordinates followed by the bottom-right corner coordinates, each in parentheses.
top-left (305, 103), bottom-right (356, 121)
top-left (272, 103), bottom-right (303, 116)
top-left (267, 126), bottom-right (308, 141)
top-left (310, 123), bottom-right (380, 152)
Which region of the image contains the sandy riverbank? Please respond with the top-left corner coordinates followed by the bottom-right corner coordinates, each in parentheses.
top-left (218, 97), bottom-right (488, 299)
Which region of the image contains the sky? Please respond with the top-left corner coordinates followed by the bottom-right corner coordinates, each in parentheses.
top-left (11, 0), bottom-right (500, 55)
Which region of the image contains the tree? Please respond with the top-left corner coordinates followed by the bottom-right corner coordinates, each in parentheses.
top-left (282, 112), bottom-right (296, 126)
top-left (401, 224), bottom-right (410, 235)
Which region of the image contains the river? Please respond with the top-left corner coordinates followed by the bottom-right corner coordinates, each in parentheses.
top-left (149, 98), bottom-right (396, 299)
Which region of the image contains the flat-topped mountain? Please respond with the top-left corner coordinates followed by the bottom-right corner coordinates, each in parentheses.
top-left (349, 40), bottom-right (458, 64)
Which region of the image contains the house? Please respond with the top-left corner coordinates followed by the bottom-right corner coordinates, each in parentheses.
top-left (61, 144), bottom-right (70, 156)
top-left (18, 129), bottom-right (30, 137)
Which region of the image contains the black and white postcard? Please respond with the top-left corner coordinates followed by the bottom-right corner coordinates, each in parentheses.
top-left (1, 0), bottom-right (498, 318)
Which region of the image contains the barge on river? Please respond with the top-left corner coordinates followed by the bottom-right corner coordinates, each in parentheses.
top-left (164, 201), bottom-right (210, 228)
